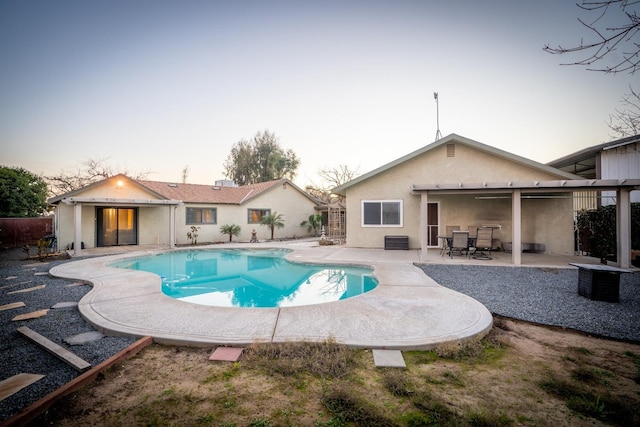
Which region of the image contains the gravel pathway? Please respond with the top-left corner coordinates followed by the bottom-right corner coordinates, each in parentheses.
top-left (1, 248), bottom-right (638, 422)
top-left (0, 250), bottom-right (137, 422)
top-left (416, 264), bottom-right (640, 342)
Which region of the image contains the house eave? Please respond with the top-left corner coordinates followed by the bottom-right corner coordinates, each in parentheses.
top-left (411, 178), bottom-right (640, 194)
top-left (60, 197), bottom-right (182, 206)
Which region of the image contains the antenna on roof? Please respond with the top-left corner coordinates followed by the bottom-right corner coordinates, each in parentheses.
top-left (434, 92), bottom-right (442, 141)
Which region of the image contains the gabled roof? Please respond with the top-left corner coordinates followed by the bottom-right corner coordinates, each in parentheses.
top-left (47, 174), bottom-right (167, 204)
top-left (49, 174), bottom-right (319, 206)
top-left (547, 134), bottom-right (640, 179)
top-left (139, 178), bottom-right (313, 204)
top-left (332, 133), bottom-right (581, 195)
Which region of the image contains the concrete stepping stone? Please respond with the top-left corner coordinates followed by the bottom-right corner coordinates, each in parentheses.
top-left (0, 302), bottom-right (25, 312)
top-left (4, 276), bottom-right (17, 280)
top-left (7, 285), bottom-right (45, 295)
top-left (52, 301), bottom-right (78, 309)
top-left (209, 347), bottom-right (244, 362)
top-left (372, 349), bottom-right (406, 368)
top-left (12, 309), bottom-right (49, 321)
top-left (34, 272), bottom-right (49, 276)
top-left (64, 331), bottom-right (105, 345)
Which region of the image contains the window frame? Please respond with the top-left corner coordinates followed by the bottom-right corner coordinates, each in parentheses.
top-left (361, 200), bottom-right (403, 227)
top-left (247, 208), bottom-right (271, 224)
top-left (186, 207), bottom-right (217, 225)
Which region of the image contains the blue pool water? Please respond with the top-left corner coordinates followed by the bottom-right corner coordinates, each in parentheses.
top-left (110, 248), bottom-right (378, 308)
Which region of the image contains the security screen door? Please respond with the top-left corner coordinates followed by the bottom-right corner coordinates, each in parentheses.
top-left (426, 202), bottom-right (439, 247)
top-left (96, 207), bottom-right (138, 246)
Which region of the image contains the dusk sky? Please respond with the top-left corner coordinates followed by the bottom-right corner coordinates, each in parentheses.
top-left (0, 1), bottom-right (634, 189)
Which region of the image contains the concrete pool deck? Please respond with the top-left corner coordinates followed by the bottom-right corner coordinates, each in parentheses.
top-left (50, 240), bottom-right (566, 350)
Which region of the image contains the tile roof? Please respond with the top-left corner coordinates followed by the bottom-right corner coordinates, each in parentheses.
top-left (137, 179), bottom-right (287, 204)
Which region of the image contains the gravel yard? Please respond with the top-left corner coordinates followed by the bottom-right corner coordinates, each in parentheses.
top-left (0, 249), bottom-right (137, 422)
top-left (416, 264), bottom-right (640, 342)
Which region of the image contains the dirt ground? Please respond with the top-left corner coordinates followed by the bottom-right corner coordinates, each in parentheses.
top-left (28, 316), bottom-right (640, 427)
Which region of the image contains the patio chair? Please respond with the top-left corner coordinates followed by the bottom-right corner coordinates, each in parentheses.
top-left (467, 226), bottom-right (480, 239)
top-left (472, 227), bottom-right (493, 260)
top-left (449, 230), bottom-right (470, 259)
top-left (440, 225), bottom-right (460, 256)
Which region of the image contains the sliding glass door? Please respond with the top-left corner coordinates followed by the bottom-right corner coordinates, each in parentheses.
top-left (96, 207), bottom-right (138, 247)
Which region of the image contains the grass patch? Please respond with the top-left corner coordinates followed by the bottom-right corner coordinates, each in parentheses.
top-left (433, 333), bottom-right (506, 364)
top-left (321, 383), bottom-right (396, 426)
top-left (381, 369), bottom-right (416, 396)
top-left (243, 339), bottom-right (361, 378)
top-left (625, 351), bottom-right (640, 383)
top-left (568, 346), bottom-right (595, 356)
top-left (571, 366), bottom-right (615, 386)
top-left (539, 376), bottom-right (640, 425)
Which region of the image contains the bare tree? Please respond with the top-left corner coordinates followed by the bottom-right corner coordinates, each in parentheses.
top-left (608, 86), bottom-right (640, 136)
top-left (305, 164), bottom-right (360, 204)
top-left (46, 157), bottom-right (150, 196)
top-left (543, 0), bottom-right (639, 75)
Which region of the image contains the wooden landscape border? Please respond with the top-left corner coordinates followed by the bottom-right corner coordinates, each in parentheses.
top-left (0, 336), bottom-right (152, 427)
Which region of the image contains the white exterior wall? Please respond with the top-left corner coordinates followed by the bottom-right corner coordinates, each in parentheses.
top-left (173, 184), bottom-right (318, 244)
top-left (344, 142), bottom-right (575, 253)
top-left (138, 206), bottom-right (171, 245)
top-left (600, 142), bottom-right (640, 205)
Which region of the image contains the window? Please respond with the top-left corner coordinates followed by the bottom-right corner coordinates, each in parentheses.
top-left (248, 209), bottom-right (270, 224)
top-left (362, 200), bottom-right (402, 227)
top-left (186, 208), bottom-right (217, 224)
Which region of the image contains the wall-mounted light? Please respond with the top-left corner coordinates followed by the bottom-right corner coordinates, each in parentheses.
top-left (116, 180), bottom-right (124, 189)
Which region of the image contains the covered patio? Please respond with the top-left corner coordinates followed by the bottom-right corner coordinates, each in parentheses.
top-left (415, 178), bottom-right (640, 268)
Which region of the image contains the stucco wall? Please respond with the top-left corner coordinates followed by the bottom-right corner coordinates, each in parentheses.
top-left (344, 141), bottom-right (575, 253)
top-left (54, 203), bottom-right (173, 249)
top-left (174, 184), bottom-right (318, 244)
top-left (77, 176), bottom-right (164, 200)
top-left (54, 177), bottom-right (318, 248)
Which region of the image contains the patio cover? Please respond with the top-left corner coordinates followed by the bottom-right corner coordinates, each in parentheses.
top-left (412, 179), bottom-right (640, 268)
top-left (60, 197), bottom-right (182, 256)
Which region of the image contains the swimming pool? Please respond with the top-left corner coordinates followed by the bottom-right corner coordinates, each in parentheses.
top-left (110, 248), bottom-right (378, 308)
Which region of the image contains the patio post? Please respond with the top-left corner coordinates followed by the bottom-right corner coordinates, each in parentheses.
top-left (169, 205), bottom-right (176, 248)
top-left (512, 189), bottom-right (522, 265)
top-left (616, 188), bottom-right (631, 268)
top-left (73, 202), bottom-right (82, 256)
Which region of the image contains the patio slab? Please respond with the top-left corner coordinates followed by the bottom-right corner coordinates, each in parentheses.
top-left (50, 241), bottom-right (601, 350)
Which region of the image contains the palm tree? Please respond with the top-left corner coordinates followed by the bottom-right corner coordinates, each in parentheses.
top-left (220, 224), bottom-right (241, 242)
top-left (301, 213), bottom-right (323, 236)
top-left (260, 212), bottom-right (285, 240)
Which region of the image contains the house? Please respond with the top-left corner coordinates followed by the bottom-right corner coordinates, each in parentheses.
top-left (48, 175), bottom-right (320, 254)
top-left (547, 134), bottom-right (640, 206)
top-left (333, 134), bottom-right (639, 267)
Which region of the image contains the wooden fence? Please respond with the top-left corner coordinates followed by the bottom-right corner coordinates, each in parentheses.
top-left (0, 217), bottom-right (54, 248)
